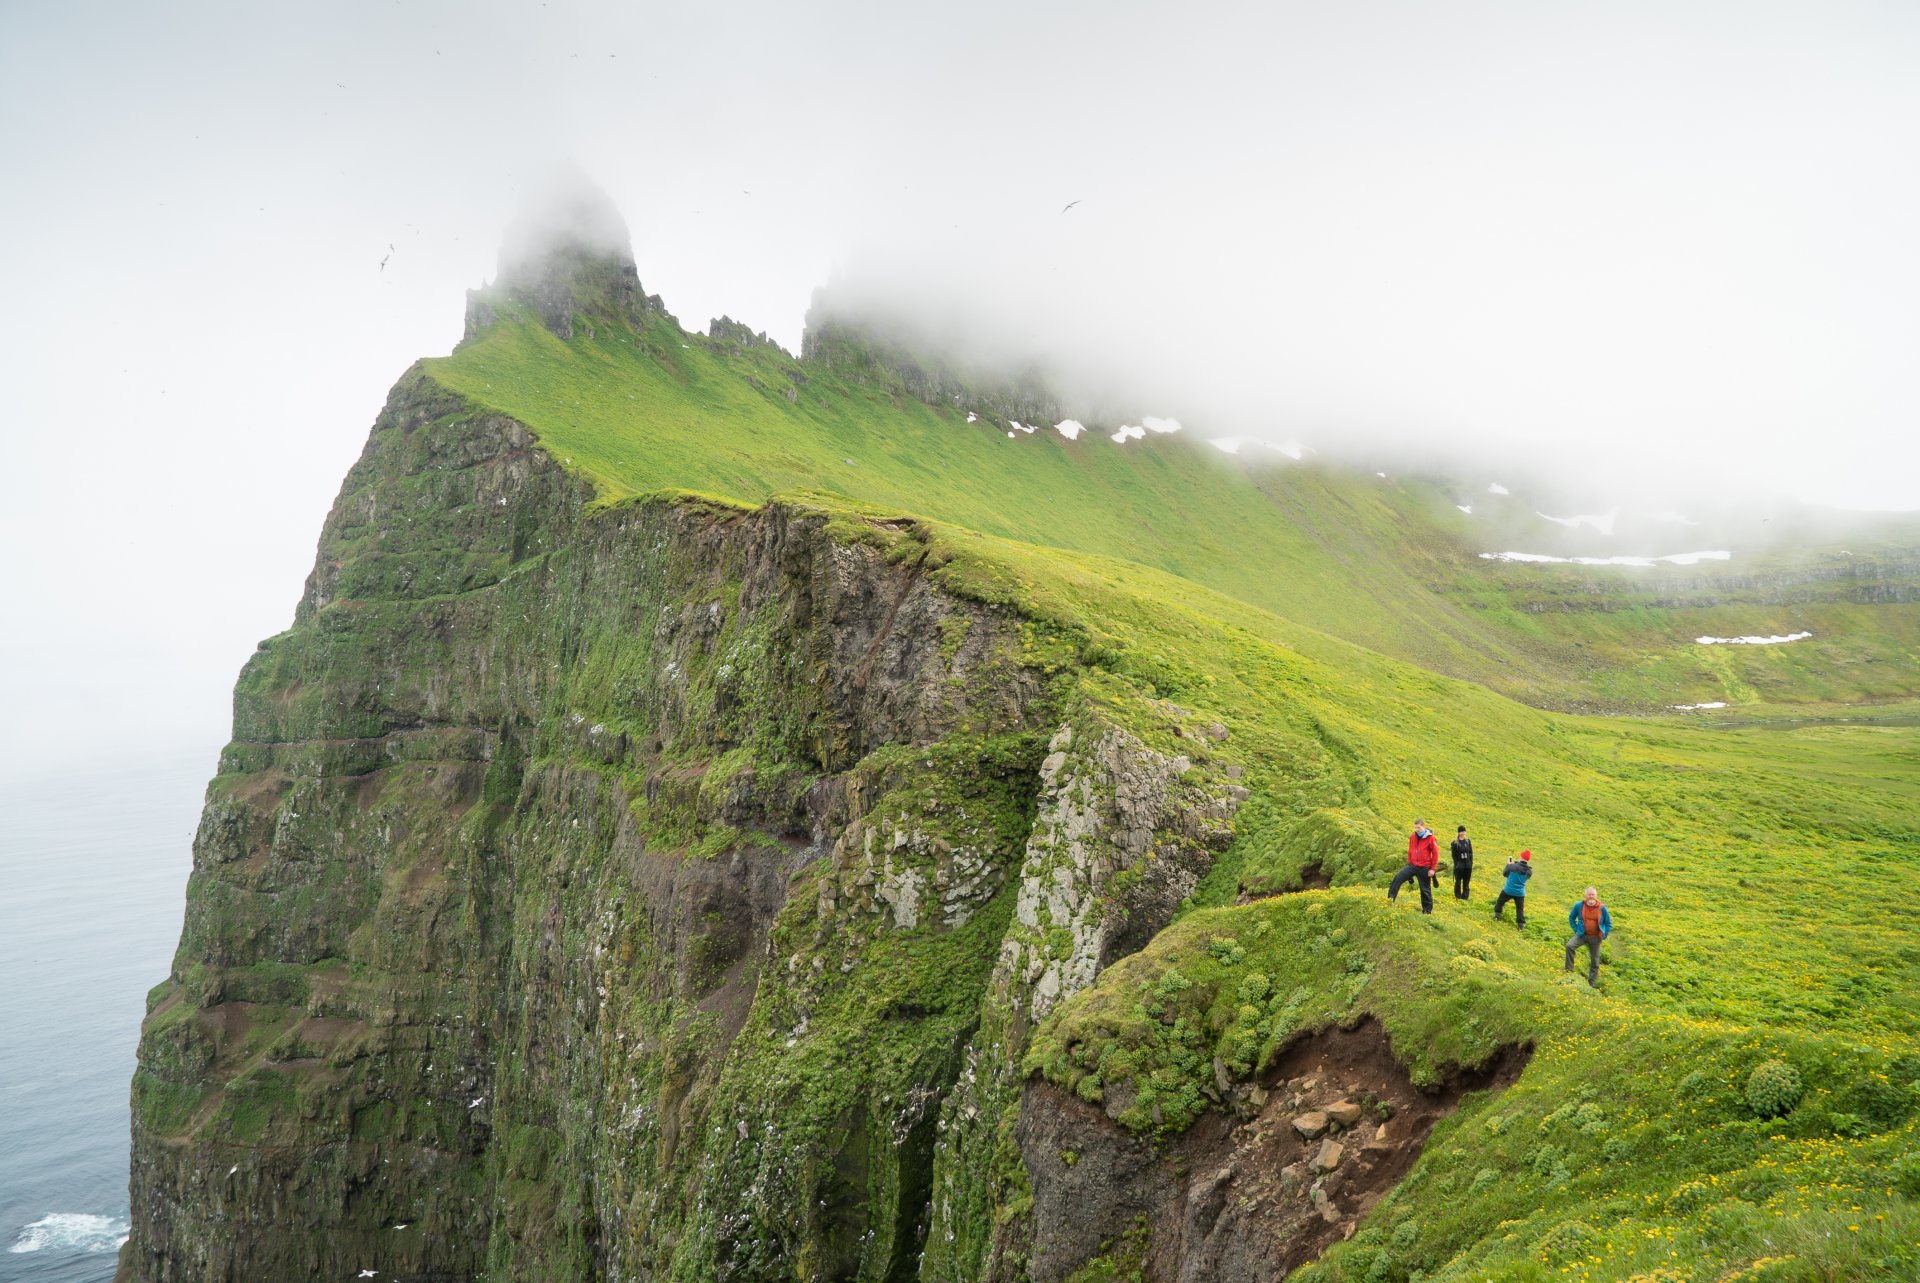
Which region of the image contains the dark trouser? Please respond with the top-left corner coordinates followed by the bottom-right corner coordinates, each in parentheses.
top-left (1453, 865), bottom-right (1471, 899)
top-left (1566, 932), bottom-right (1603, 985)
top-left (1493, 891), bottom-right (1525, 927)
top-left (1388, 863), bottom-right (1433, 913)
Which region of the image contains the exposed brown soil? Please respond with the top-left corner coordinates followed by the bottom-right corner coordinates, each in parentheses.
top-left (1018, 1017), bottom-right (1530, 1283)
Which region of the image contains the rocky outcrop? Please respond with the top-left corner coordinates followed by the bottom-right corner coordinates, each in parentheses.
top-left (998, 727), bottom-right (1239, 1024)
top-left (463, 179), bottom-right (655, 342)
top-left (918, 722), bottom-right (1242, 1283)
top-left (799, 309), bottom-right (1063, 430)
top-left (708, 315), bottom-right (789, 354)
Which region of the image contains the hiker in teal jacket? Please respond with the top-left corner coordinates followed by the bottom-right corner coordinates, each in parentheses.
top-left (1564, 887), bottom-right (1612, 987)
top-left (1492, 849), bottom-right (1532, 928)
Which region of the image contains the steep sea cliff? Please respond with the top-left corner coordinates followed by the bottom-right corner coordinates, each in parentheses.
top-left (118, 361), bottom-right (1250, 1280)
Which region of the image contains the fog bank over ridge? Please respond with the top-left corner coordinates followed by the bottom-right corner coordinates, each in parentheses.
top-left (486, 161), bottom-right (1910, 523)
top-left (796, 199), bottom-right (1907, 519)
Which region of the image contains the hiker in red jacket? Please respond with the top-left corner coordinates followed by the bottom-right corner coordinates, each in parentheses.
top-left (1387, 819), bottom-right (1440, 914)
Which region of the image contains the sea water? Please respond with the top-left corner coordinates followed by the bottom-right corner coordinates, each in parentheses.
top-left (0, 753), bottom-right (208, 1281)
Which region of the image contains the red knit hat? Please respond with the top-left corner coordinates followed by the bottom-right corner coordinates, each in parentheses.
top-left (1520, 850), bottom-right (1532, 861)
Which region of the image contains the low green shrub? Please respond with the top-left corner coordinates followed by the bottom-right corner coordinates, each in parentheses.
top-left (1205, 937), bottom-right (1245, 965)
top-left (1746, 1059), bottom-right (1803, 1119)
top-left (1534, 1218), bottom-right (1597, 1264)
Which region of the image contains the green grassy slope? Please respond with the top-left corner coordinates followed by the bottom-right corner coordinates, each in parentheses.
top-left (914, 518), bottom-right (1920, 1041)
top-left (426, 306), bottom-right (1920, 716)
top-left (883, 510), bottom-right (1920, 1281)
top-left (427, 308), bottom-right (1574, 698)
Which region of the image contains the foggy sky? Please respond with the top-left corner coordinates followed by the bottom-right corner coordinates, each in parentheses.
top-left (3, 0), bottom-right (1917, 776)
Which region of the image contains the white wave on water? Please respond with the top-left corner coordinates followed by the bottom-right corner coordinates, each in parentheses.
top-left (8, 1212), bottom-right (130, 1254)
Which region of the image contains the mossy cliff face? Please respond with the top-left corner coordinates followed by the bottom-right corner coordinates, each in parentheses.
top-left (119, 367), bottom-right (1245, 1281)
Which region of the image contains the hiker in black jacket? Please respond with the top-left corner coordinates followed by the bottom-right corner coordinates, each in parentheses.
top-left (1450, 825), bottom-right (1474, 900)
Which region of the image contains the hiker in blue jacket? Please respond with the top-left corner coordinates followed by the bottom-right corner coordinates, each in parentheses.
top-left (1492, 850), bottom-right (1531, 928)
top-left (1565, 887), bottom-right (1612, 987)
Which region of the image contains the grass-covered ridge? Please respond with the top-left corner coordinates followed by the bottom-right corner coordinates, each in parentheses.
top-left (426, 305), bottom-right (1570, 699)
top-left (426, 304), bottom-right (1920, 716)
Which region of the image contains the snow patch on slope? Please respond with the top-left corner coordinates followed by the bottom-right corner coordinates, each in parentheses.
top-left (1696, 632), bottom-right (1812, 646)
top-left (1539, 508), bottom-right (1620, 536)
top-left (1478, 550), bottom-right (1731, 567)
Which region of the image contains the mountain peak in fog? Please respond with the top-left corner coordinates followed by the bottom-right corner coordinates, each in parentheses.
top-left (466, 169), bottom-right (656, 342)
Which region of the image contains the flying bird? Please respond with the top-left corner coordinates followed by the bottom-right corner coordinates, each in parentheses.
top-left (379, 245), bottom-right (392, 272)
top-left (1060, 200), bottom-right (1081, 214)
